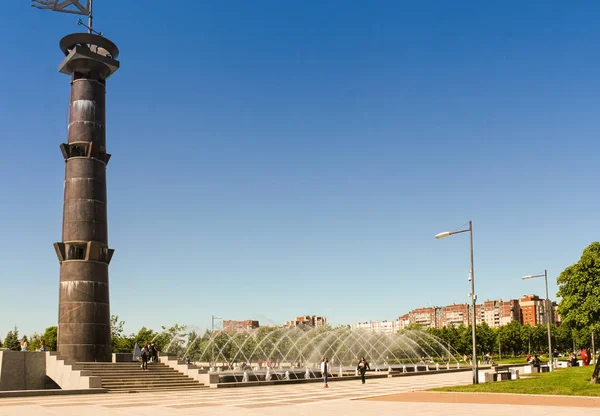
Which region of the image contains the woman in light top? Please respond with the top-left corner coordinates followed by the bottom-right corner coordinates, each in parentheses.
top-left (320, 357), bottom-right (330, 388)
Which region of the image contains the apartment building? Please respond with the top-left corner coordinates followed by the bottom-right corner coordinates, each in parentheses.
top-left (439, 303), bottom-right (470, 327)
top-left (222, 320), bottom-right (260, 333)
top-left (398, 313), bottom-right (410, 329)
top-left (285, 315), bottom-right (327, 328)
top-left (408, 307), bottom-right (439, 329)
top-left (352, 320), bottom-right (401, 334)
top-left (520, 295), bottom-right (557, 326)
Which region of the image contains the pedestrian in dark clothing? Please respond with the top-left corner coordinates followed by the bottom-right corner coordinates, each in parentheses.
top-left (532, 355), bottom-right (541, 370)
top-left (357, 357), bottom-right (370, 384)
top-left (149, 343), bottom-right (157, 363)
top-left (141, 344), bottom-right (149, 371)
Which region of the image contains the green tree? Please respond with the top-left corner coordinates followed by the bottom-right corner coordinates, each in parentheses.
top-left (154, 323), bottom-right (187, 356)
top-left (133, 327), bottom-right (157, 349)
top-left (554, 322), bottom-right (572, 352)
top-left (531, 324), bottom-right (548, 355)
top-left (29, 333), bottom-right (42, 351)
top-left (498, 321), bottom-right (523, 357)
top-left (111, 315), bottom-right (125, 340)
top-left (456, 324), bottom-right (473, 355)
top-left (110, 315), bottom-right (134, 353)
top-left (557, 242), bottom-right (600, 383)
top-left (43, 326), bottom-right (57, 351)
top-left (3, 327), bottom-right (20, 351)
top-left (476, 321), bottom-right (496, 358)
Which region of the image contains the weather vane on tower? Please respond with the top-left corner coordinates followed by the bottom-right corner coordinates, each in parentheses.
top-left (31, 0), bottom-right (102, 35)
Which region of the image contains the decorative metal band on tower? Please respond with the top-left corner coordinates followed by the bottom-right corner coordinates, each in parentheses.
top-left (34, 0), bottom-right (120, 362)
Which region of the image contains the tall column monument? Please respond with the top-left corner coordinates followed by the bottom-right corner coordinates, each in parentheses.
top-left (34, 0), bottom-right (120, 362)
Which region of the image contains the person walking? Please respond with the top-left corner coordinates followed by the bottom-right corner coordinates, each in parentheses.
top-left (20, 337), bottom-right (29, 352)
top-left (141, 344), bottom-right (150, 371)
top-left (320, 357), bottom-right (330, 388)
top-left (357, 357), bottom-right (370, 384)
top-left (40, 339), bottom-right (47, 352)
top-left (149, 343), bottom-right (157, 363)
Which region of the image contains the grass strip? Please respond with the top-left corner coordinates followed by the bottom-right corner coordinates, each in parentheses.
top-left (432, 367), bottom-right (600, 397)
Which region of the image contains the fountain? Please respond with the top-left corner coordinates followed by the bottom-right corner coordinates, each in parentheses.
top-left (171, 326), bottom-right (461, 384)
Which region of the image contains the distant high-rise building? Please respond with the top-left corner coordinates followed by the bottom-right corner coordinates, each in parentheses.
top-left (285, 315), bottom-right (327, 328)
top-left (351, 320), bottom-right (400, 334)
top-left (223, 320), bottom-right (260, 333)
top-left (398, 314), bottom-right (410, 329)
top-left (408, 307), bottom-right (439, 329)
top-left (439, 303), bottom-right (470, 327)
top-left (482, 299), bottom-right (521, 328)
top-left (520, 295), bottom-right (554, 326)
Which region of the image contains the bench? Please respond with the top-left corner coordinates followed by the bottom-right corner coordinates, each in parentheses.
top-left (484, 370), bottom-right (513, 382)
top-left (531, 365), bottom-right (550, 373)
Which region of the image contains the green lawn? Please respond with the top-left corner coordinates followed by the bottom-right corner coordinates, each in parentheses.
top-left (432, 367), bottom-right (600, 396)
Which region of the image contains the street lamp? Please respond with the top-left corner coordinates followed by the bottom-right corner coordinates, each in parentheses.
top-left (435, 220), bottom-right (478, 384)
top-left (522, 270), bottom-right (552, 368)
top-left (211, 315), bottom-right (223, 368)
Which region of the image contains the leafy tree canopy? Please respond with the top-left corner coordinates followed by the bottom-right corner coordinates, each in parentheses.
top-left (557, 242), bottom-right (600, 332)
top-left (43, 326), bottom-right (57, 351)
top-left (3, 327), bottom-right (20, 351)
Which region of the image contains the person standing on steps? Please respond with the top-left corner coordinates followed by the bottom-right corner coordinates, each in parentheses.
top-left (320, 357), bottom-right (330, 388)
top-left (357, 357), bottom-right (370, 384)
top-left (141, 344), bottom-right (149, 371)
top-left (149, 343), bottom-right (157, 363)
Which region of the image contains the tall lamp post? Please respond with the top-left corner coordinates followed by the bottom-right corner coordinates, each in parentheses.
top-left (211, 315), bottom-right (223, 368)
top-left (436, 220), bottom-right (478, 384)
top-left (522, 270), bottom-right (552, 368)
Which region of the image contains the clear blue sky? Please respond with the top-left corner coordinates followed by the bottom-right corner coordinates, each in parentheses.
top-left (1, 1), bottom-right (598, 339)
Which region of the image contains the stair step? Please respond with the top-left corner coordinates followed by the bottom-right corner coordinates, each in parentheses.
top-left (102, 383), bottom-right (201, 388)
top-left (87, 372), bottom-right (185, 376)
top-left (100, 378), bottom-right (199, 384)
top-left (101, 376), bottom-right (193, 382)
top-left (76, 362), bottom-right (206, 392)
top-left (102, 382), bottom-right (202, 388)
top-left (107, 386), bottom-right (208, 393)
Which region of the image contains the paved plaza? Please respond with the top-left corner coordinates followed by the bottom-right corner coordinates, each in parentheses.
top-left (1, 371), bottom-right (599, 415)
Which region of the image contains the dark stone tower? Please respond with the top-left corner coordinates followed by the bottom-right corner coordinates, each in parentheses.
top-left (53, 33), bottom-right (120, 362)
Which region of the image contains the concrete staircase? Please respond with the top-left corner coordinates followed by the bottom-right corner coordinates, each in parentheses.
top-left (76, 362), bottom-right (207, 393)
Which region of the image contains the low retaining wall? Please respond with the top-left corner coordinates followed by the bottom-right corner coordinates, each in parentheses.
top-left (215, 372), bottom-right (389, 388)
top-left (112, 353), bottom-right (134, 362)
top-left (0, 388), bottom-right (106, 398)
top-left (0, 351), bottom-right (49, 391)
